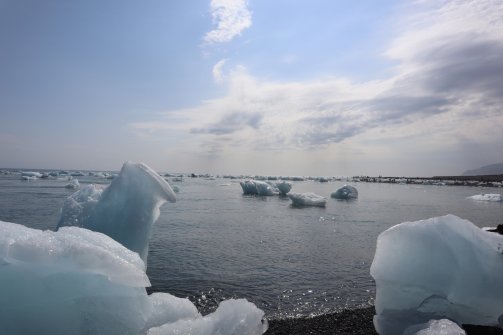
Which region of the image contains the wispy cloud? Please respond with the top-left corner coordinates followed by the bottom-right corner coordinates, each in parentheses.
top-left (203, 0), bottom-right (252, 44)
top-left (212, 58), bottom-right (228, 83)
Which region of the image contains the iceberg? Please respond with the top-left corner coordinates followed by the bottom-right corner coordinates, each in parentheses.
top-left (0, 220), bottom-right (266, 335)
top-left (275, 181), bottom-right (292, 195)
top-left (57, 162), bottom-right (176, 263)
top-left (240, 180), bottom-right (278, 196)
top-left (467, 193), bottom-right (502, 202)
top-left (65, 178), bottom-right (80, 189)
top-left (288, 192), bottom-right (326, 207)
top-left (371, 215), bottom-right (503, 335)
top-left (330, 185), bottom-right (358, 199)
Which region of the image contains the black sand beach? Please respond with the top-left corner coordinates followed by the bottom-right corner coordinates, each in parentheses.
top-left (265, 307), bottom-right (503, 335)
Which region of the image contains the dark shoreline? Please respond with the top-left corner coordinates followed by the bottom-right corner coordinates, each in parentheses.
top-left (265, 307), bottom-right (503, 335)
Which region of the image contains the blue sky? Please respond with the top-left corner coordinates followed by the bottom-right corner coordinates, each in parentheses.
top-left (1, 0), bottom-right (502, 176)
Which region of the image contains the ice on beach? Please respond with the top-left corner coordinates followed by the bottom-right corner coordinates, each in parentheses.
top-left (275, 181), bottom-right (292, 195)
top-left (0, 220), bottom-right (266, 335)
top-left (65, 178), bottom-right (80, 189)
top-left (371, 214), bottom-right (503, 335)
top-left (331, 185), bottom-right (358, 199)
top-left (57, 161), bottom-right (177, 263)
top-left (467, 193), bottom-right (502, 202)
top-left (240, 180), bottom-right (278, 196)
top-left (403, 319), bottom-right (465, 335)
top-left (288, 192), bottom-right (326, 207)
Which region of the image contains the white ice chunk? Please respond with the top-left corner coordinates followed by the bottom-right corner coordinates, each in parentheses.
top-left (275, 181), bottom-right (292, 195)
top-left (147, 299), bottom-right (267, 335)
top-left (145, 293), bottom-right (200, 329)
top-left (371, 215), bottom-right (503, 335)
top-left (331, 185), bottom-right (358, 199)
top-left (288, 192), bottom-right (326, 207)
top-left (467, 193), bottom-right (502, 202)
top-left (403, 319), bottom-right (465, 335)
top-left (57, 161), bottom-right (176, 263)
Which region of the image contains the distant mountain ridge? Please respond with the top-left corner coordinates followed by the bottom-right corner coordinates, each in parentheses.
top-left (462, 163), bottom-right (503, 176)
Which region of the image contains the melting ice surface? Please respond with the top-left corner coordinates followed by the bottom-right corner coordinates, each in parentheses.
top-left (371, 214), bottom-right (503, 335)
top-left (0, 162), bottom-right (266, 335)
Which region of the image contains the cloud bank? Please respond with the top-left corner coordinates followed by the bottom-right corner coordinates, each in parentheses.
top-left (133, 0), bottom-right (503, 175)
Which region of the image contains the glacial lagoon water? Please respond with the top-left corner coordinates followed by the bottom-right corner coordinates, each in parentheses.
top-left (0, 172), bottom-right (501, 319)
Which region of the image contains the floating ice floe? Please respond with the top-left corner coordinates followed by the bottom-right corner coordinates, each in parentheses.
top-left (288, 192), bottom-right (326, 207)
top-left (21, 175), bottom-right (38, 181)
top-left (403, 319), bottom-right (465, 335)
top-left (275, 181), bottom-right (292, 195)
top-left (330, 185), bottom-right (358, 200)
top-left (58, 161), bottom-right (176, 263)
top-left (240, 180), bottom-right (278, 196)
top-left (371, 214), bottom-right (503, 335)
top-left (467, 194), bottom-right (502, 202)
top-left (21, 171), bottom-right (42, 178)
top-left (65, 178), bottom-right (80, 189)
top-left (0, 161), bottom-right (267, 335)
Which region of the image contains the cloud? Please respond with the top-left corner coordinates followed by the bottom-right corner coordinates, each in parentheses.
top-left (212, 58), bottom-right (228, 83)
top-left (133, 0), bottom-right (503, 170)
top-left (203, 0), bottom-right (252, 44)
top-left (190, 111), bottom-right (262, 135)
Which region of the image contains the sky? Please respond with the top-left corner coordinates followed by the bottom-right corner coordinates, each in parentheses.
top-left (1, 0), bottom-right (502, 176)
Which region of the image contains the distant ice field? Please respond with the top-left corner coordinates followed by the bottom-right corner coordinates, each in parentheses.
top-left (0, 172), bottom-right (501, 319)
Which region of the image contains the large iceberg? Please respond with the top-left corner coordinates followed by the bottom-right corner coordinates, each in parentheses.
top-left (371, 215), bottom-right (503, 335)
top-left (57, 161), bottom-right (176, 263)
top-left (330, 185), bottom-right (358, 199)
top-left (0, 220), bottom-right (266, 335)
top-left (288, 192), bottom-right (326, 207)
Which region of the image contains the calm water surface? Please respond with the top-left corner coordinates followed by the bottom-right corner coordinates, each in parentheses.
top-left (0, 172), bottom-right (501, 319)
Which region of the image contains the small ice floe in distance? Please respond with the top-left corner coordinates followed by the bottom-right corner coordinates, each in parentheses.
top-left (403, 319), bottom-right (465, 335)
top-left (288, 192), bottom-right (326, 207)
top-left (64, 178), bottom-right (80, 189)
top-left (21, 175), bottom-right (38, 181)
top-left (467, 194), bottom-right (503, 202)
top-left (371, 214), bottom-right (503, 335)
top-left (275, 181), bottom-right (292, 195)
top-left (240, 180), bottom-right (278, 196)
top-left (21, 171), bottom-right (42, 178)
top-left (330, 185), bottom-right (358, 199)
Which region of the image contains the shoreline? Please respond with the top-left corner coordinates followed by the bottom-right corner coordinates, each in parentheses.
top-left (265, 307), bottom-right (503, 335)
